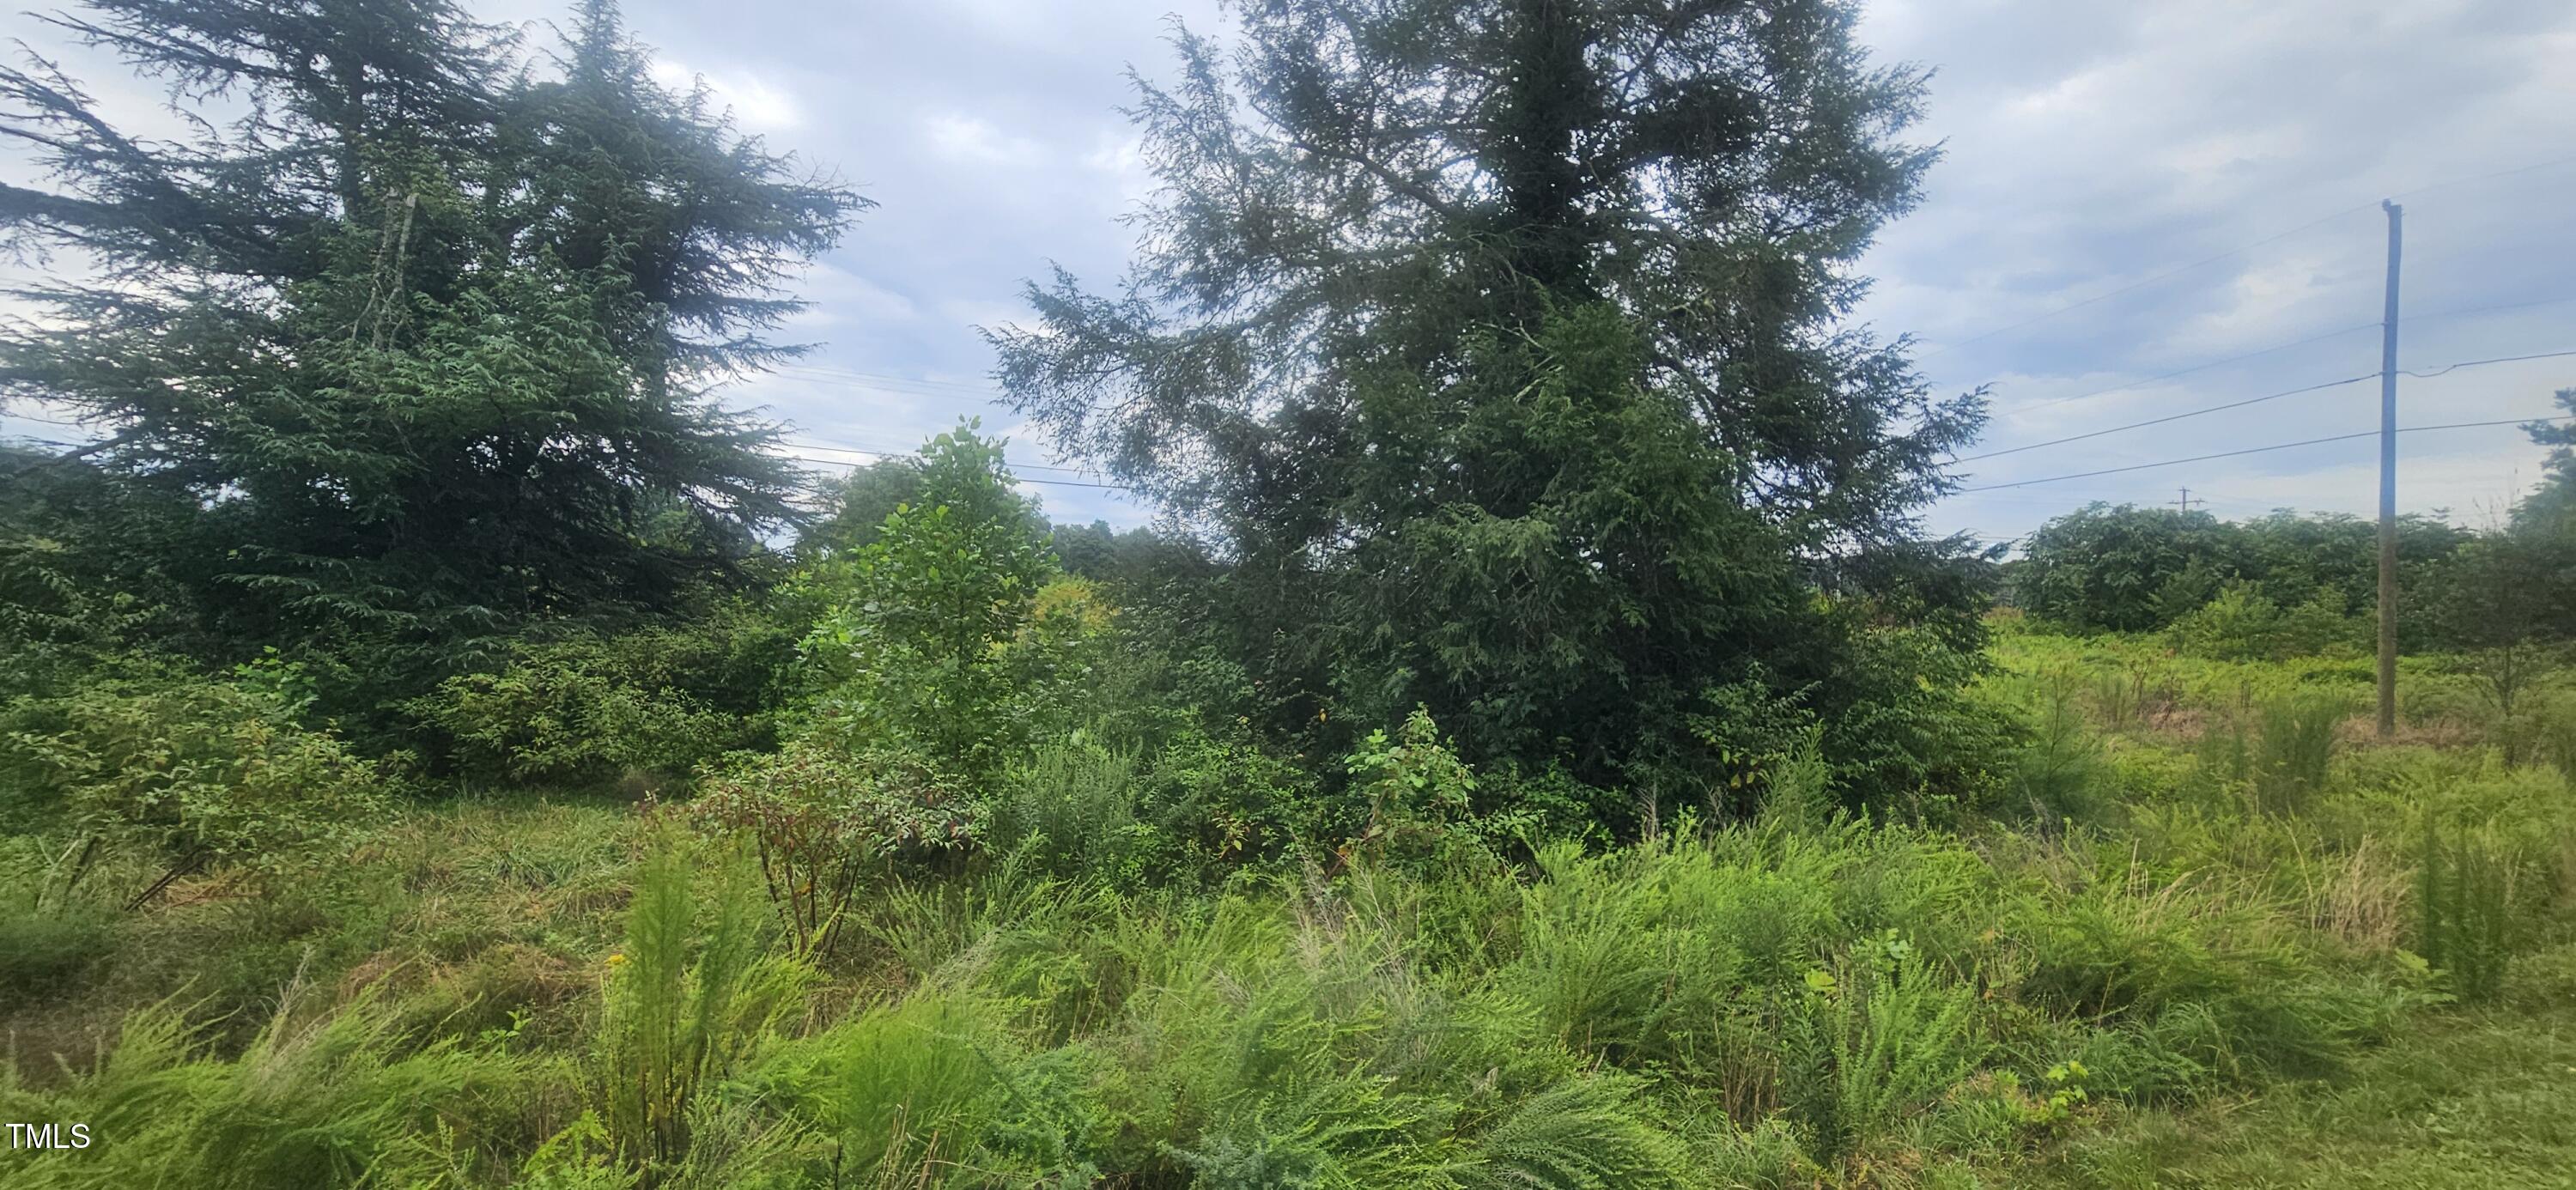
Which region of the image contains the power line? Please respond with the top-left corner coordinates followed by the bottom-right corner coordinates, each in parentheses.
top-left (2400, 348), bottom-right (2576, 379)
top-left (1958, 415), bottom-right (2569, 493)
top-left (781, 438), bottom-right (1097, 476)
top-left (1989, 323), bottom-right (2379, 422)
top-left (1985, 294), bottom-right (2576, 424)
top-left (779, 450), bottom-right (1133, 491)
top-left (1970, 374), bottom-right (2372, 461)
top-left (1962, 346), bottom-right (2576, 463)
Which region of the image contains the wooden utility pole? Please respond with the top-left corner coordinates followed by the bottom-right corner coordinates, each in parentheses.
top-left (2376, 201), bottom-right (2403, 738)
top-left (2174, 487), bottom-right (2201, 513)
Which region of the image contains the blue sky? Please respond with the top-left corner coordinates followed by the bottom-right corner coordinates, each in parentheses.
top-left (4, 0), bottom-right (2573, 544)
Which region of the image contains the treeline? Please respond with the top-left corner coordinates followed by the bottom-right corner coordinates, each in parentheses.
top-left (2006, 445), bottom-right (2576, 668)
top-left (0, 0), bottom-right (2031, 848)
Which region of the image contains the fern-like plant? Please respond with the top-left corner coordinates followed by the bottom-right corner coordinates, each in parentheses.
top-left (598, 839), bottom-right (811, 1181)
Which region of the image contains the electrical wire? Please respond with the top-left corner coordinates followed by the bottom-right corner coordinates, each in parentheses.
top-left (779, 450), bottom-right (1133, 491)
top-left (1959, 415), bottom-right (2571, 493)
top-left (1967, 374), bottom-right (2374, 462)
top-left (1984, 294), bottom-right (2576, 424)
top-left (781, 438), bottom-right (1097, 476)
top-left (1961, 346), bottom-right (2576, 463)
top-left (2400, 349), bottom-right (2576, 379)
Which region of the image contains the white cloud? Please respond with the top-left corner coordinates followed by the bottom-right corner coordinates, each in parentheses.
top-left (648, 58), bottom-right (803, 131)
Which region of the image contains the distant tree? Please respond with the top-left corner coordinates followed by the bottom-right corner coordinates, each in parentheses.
top-left (2011, 505), bottom-right (2229, 633)
top-left (0, 0), bottom-right (857, 677)
top-left (2433, 532), bottom-right (2576, 719)
top-left (990, 0), bottom-right (1986, 811)
top-left (799, 458), bottom-right (929, 557)
top-left (2516, 387), bottom-right (2576, 539)
top-left (2015, 503), bottom-right (2467, 637)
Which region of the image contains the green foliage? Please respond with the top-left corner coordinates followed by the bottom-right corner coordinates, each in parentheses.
top-left (689, 743), bottom-right (974, 955)
top-left (1455, 1073), bottom-right (1695, 1190)
top-left (0, 847), bottom-right (116, 1005)
top-left (751, 989), bottom-right (1019, 1181)
top-left (992, 0), bottom-right (1995, 823)
top-left (1777, 935), bottom-right (1987, 1161)
top-left (1340, 707), bottom-right (1492, 866)
top-left (0, 0), bottom-right (855, 677)
top-left (2167, 583), bottom-right (2361, 662)
top-left (1, 669), bottom-right (386, 908)
top-left (0, 987), bottom-right (513, 1189)
top-left (414, 607), bottom-right (793, 786)
top-left (598, 839), bottom-right (812, 1180)
top-left (2251, 692), bottom-right (2347, 815)
top-left (2415, 815), bottom-right (2514, 1005)
top-left (986, 739), bottom-right (1153, 886)
top-left (797, 423), bottom-right (1060, 782)
top-left (2014, 504), bottom-right (2466, 638)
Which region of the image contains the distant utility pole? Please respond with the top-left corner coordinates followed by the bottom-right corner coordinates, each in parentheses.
top-left (2376, 201), bottom-right (2403, 739)
top-left (2173, 486), bottom-right (2201, 513)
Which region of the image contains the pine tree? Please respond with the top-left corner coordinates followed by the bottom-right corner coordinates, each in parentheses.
top-left (989, 0), bottom-right (1987, 810)
top-left (0, 0), bottom-right (857, 681)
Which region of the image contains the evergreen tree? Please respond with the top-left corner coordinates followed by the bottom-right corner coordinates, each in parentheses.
top-left (989, 0), bottom-right (1986, 810)
top-left (0, 0), bottom-right (857, 681)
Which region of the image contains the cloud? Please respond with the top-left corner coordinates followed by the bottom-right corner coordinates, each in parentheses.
top-left (920, 112), bottom-right (1042, 167)
top-left (647, 58), bottom-right (803, 131)
top-left (7, 0), bottom-right (2567, 541)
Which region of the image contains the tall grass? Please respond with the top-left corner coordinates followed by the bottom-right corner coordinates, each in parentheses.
top-left (598, 839), bottom-right (810, 1181)
top-left (2416, 815), bottom-right (2515, 1005)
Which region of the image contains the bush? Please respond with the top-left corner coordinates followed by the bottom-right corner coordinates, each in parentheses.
top-left (794, 424), bottom-right (1060, 784)
top-left (1777, 935), bottom-right (1987, 1162)
top-left (0, 669), bottom-right (386, 908)
top-left (2167, 584), bottom-right (2359, 662)
top-left (688, 743), bottom-right (975, 956)
top-left (0, 855), bottom-right (115, 1005)
top-left (2416, 815), bottom-right (2515, 1005)
top-left (0, 988), bottom-right (516, 1189)
top-left (987, 739), bottom-right (1151, 885)
top-left (412, 607), bottom-right (791, 788)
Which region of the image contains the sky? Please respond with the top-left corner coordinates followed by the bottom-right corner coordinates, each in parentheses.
top-left (3, 0), bottom-right (2573, 546)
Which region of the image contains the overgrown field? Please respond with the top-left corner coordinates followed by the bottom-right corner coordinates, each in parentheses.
top-left (4, 622), bottom-right (2571, 1188)
top-left (4, 0), bottom-right (2574, 1185)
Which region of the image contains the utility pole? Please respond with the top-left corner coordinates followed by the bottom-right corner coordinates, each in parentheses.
top-left (2376, 201), bottom-right (2403, 738)
top-left (2174, 487), bottom-right (2201, 514)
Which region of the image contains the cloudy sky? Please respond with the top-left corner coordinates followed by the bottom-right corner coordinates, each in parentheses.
top-left (3, 0), bottom-right (2572, 545)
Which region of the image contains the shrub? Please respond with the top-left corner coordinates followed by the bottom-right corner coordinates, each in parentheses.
top-left (688, 744), bottom-right (974, 956)
top-left (1455, 1072), bottom-right (1696, 1189)
top-left (0, 854), bottom-right (115, 1005)
top-left (1777, 935), bottom-right (1988, 1162)
top-left (2416, 815), bottom-right (2515, 1005)
top-left (2252, 692), bottom-right (2347, 816)
top-left (987, 739), bottom-right (1151, 885)
top-left (0, 987), bottom-right (515, 1189)
top-left (2167, 584), bottom-right (2358, 662)
top-left (412, 608), bottom-right (790, 788)
top-left (0, 671), bottom-right (386, 908)
top-left (1340, 707), bottom-right (1494, 868)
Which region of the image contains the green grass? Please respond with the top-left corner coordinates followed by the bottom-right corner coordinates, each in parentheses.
top-left (2024, 984), bottom-right (2576, 1187)
top-left (3, 628), bottom-right (2573, 1186)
